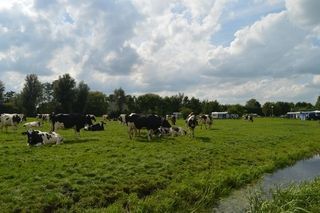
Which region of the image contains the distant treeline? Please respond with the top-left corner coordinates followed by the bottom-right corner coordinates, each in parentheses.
top-left (0, 74), bottom-right (319, 118)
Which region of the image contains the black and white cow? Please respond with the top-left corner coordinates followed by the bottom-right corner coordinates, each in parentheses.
top-left (102, 114), bottom-right (110, 121)
top-left (0, 113), bottom-right (23, 131)
top-left (169, 126), bottom-right (187, 136)
top-left (23, 121), bottom-right (41, 129)
top-left (50, 113), bottom-right (95, 136)
top-left (199, 114), bottom-right (212, 129)
top-left (118, 114), bottom-right (127, 125)
top-left (84, 121), bottom-right (106, 131)
top-left (86, 114), bottom-right (96, 122)
top-left (127, 114), bottom-right (171, 141)
top-left (36, 114), bottom-right (50, 123)
top-left (186, 115), bottom-right (198, 138)
top-left (22, 130), bottom-right (63, 146)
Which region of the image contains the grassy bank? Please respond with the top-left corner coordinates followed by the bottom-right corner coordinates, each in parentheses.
top-left (0, 118), bottom-right (319, 212)
top-left (249, 178), bottom-right (320, 212)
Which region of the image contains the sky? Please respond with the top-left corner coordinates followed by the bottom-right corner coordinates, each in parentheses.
top-left (0, 0), bottom-right (319, 104)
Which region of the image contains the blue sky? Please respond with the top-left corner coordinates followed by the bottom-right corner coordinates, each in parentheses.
top-left (0, 0), bottom-right (319, 104)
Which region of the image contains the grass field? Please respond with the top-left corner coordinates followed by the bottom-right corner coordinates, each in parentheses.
top-left (0, 118), bottom-right (319, 212)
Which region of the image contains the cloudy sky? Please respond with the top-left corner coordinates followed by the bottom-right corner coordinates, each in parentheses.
top-left (0, 0), bottom-right (319, 104)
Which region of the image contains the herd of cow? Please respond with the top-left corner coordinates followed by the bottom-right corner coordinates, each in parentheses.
top-left (0, 112), bottom-right (214, 146)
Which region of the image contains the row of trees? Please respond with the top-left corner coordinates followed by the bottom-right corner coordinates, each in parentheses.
top-left (0, 74), bottom-right (319, 118)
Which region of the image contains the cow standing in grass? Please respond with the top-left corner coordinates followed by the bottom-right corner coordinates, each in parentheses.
top-left (186, 114), bottom-right (198, 138)
top-left (36, 114), bottom-right (50, 123)
top-left (199, 114), bottom-right (212, 129)
top-left (127, 114), bottom-right (171, 141)
top-left (0, 113), bottom-right (23, 131)
top-left (50, 113), bottom-right (95, 136)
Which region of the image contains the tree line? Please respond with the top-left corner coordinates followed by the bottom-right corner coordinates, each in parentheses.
top-left (0, 74), bottom-right (319, 118)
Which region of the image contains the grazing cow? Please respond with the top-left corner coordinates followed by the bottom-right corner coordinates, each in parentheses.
top-left (22, 130), bottom-right (63, 146)
top-left (0, 113), bottom-right (23, 131)
top-left (127, 114), bottom-right (171, 141)
top-left (36, 114), bottom-right (50, 123)
top-left (186, 115), bottom-right (198, 138)
top-left (243, 114), bottom-right (254, 122)
top-left (84, 121), bottom-right (106, 131)
top-left (199, 114), bottom-right (212, 129)
top-left (118, 114), bottom-right (127, 125)
top-left (51, 113), bottom-right (95, 136)
top-left (23, 121), bottom-right (41, 129)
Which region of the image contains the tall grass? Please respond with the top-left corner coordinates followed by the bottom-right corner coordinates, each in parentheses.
top-left (0, 118), bottom-right (319, 212)
top-left (249, 178), bottom-right (320, 212)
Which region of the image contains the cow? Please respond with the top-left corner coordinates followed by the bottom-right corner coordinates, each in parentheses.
top-left (127, 114), bottom-right (171, 141)
top-left (16, 114), bottom-right (27, 122)
top-left (155, 126), bottom-right (186, 137)
top-left (186, 115), bottom-right (198, 138)
top-left (118, 114), bottom-right (127, 125)
top-left (50, 113), bottom-right (95, 136)
top-left (0, 113), bottom-right (23, 131)
top-left (169, 126), bottom-right (187, 136)
top-left (102, 114), bottom-right (110, 121)
top-left (166, 114), bottom-right (177, 125)
top-left (171, 115), bottom-right (177, 125)
top-left (86, 114), bottom-right (96, 122)
top-left (36, 114), bottom-right (50, 123)
top-left (198, 114), bottom-right (212, 129)
top-left (22, 130), bottom-right (63, 146)
top-left (23, 121), bottom-right (41, 129)
top-left (243, 114), bottom-right (254, 122)
top-left (84, 121), bottom-right (106, 131)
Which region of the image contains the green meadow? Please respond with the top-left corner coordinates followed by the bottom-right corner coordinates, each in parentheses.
top-left (0, 118), bottom-right (319, 212)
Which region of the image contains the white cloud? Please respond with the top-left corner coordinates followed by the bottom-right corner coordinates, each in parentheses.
top-left (0, 0), bottom-right (319, 104)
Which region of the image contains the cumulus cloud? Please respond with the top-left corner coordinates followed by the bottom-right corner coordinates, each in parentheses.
top-left (0, 0), bottom-right (319, 104)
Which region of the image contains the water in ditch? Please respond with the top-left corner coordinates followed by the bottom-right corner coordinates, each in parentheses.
top-left (213, 154), bottom-right (320, 213)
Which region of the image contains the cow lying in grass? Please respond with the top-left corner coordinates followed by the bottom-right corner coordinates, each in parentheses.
top-left (155, 126), bottom-right (187, 137)
top-left (22, 130), bottom-right (63, 146)
top-left (23, 121), bottom-right (41, 129)
top-left (84, 121), bottom-right (106, 131)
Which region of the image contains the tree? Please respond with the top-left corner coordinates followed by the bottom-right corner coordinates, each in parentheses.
top-left (202, 100), bottom-right (221, 114)
top-left (113, 88), bottom-right (127, 114)
top-left (42, 82), bottom-right (54, 103)
top-left (227, 104), bottom-right (245, 116)
top-left (262, 102), bottom-right (274, 117)
top-left (136, 93), bottom-right (162, 114)
top-left (53, 74), bottom-right (76, 113)
top-left (245, 98), bottom-right (262, 115)
top-left (73, 81), bottom-right (90, 113)
top-left (274, 102), bottom-right (293, 116)
top-left (315, 96), bottom-right (320, 109)
top-left (37, 82), bottom-right (57, 113)
top-left (21, 74), bottom-right (43, 116)
top-left (0, 80), bottom-right (4, 104)
top-left (86, 91), bottom-right (108, 116)
top-left (187, 97), bottom-right (202, 114)
top-left (294, 102), bottom-right (314, 111)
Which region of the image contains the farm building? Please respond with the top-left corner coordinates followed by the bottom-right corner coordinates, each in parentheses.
top-left (211, 112), bottom-right (239, 119)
